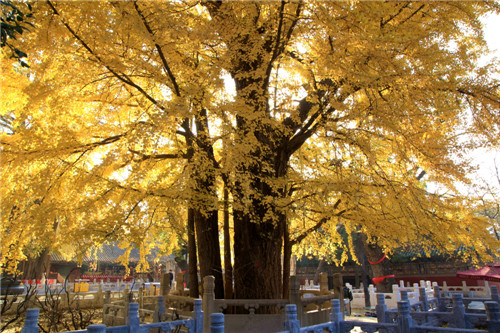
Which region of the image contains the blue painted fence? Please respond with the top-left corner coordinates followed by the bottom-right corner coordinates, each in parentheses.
top-left (21, 291), bottom-right (500, 333)
top-left (21, 299), bottom-right (203, 333)
top-left (275, 298), bottom-right (500, 333)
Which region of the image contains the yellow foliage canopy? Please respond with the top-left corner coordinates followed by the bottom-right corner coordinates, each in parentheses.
top-left (1, 1), bottom-right (499, 279)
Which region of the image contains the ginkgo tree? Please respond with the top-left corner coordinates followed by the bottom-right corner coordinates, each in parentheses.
top-left (1, 0), bottom-right (499, 300)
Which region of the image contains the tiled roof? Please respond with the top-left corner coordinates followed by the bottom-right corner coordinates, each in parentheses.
top-left (50, 243), bottom-right (174, 264)
top-left (394, 245), bottom-right (476, 261)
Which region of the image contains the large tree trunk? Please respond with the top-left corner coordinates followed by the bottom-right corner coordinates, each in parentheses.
top-left (20, 248), bottom-right (51, 280)
top-left (233, 210), bottom-right (284, 300)
top-left (360, 234), bottom-right (395, 293)
top-left (203, 1), bottom-right (304, 301)
top-left (231, 139), bottom-right (289, 300)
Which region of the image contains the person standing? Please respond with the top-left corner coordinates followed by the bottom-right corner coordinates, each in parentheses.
top-left (167, 270), bottom-right (174, 287)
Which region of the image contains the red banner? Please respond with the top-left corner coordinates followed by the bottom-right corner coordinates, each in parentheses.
top-left (373, 274), bottom-right (395, 285)
top-left (368, 254), bottom-right (386, 265)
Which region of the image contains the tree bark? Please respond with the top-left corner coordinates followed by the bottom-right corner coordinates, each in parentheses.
top-left (20, 248), bottom-right (51, 280)
top-left (233, 221), bottom-right (284, 300)
top-left (194, 209), bottom-right (224, 298)
top-left (223, 187), bottom-right (233, 300)
top-left (360, 234), bottom-right (395, 293)
top-left (354, 232), bottom-right (371, 307)
top-left (187, 207), bottom-right (199, 298)
top-left (231, 140), bottom-right (289, 301)
top-left (282, 221), bottom-right (291, 299)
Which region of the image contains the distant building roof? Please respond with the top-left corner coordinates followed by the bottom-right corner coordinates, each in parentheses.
top-left (457, 263), bottom-right (500, 282)
top-left (51, 243), bottom-right (174, 264)
top-left (393, 245), bottom-right (473, 261)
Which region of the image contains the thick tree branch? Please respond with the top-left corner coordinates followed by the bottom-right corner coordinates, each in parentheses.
top-left (266, 0), bottom-right (287, 80)
top-left (456, 87), bottom-right (500, 105)
top-left (286, 79), bottom-right (359, 156)
top-left (380, 2), bottom-right (409, 28)
top-left (290, 199), bottom-right (345, 246)
top-left (46, 1), bottom-right (164, 109)
top-left (133, 1), bottom-right (181, 97)
top-left (2, 133), bottom-right (126, 157)
top-left (129, 149), bottom-right (188, 161)
top-left (57, 158), bottom-right (177, 199)
top-left (264, 1), bottom-right (302, 93)
top-left (399, 4), bottom-right (426, 26)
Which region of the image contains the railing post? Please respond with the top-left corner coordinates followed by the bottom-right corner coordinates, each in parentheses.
top-left (434, 286), bottom-right (446, 312)
top-left (127, 303), bottom-right (140, 332)
top-left (289, 275), bottom-right (303, 322)
top-left (97, 283), bottom-right (103, 307)
top-left (397, 301), bottom-right (414, 333)
top-left (139, 287), bottom-right (144, 309)
top-left (21, 308), bottom-right (39, 333)
top-left (368, 284), bottom-right (377, 307)
top-left (161, 273), bottom-right (171, 297)
top-left (153, 295), bottom-right (165, 323)
top-left (284, 304), bottom-right (300, 333)
top-left (376, 293), bottom-right (387, 323)
top-left (87, 324), bottom-right (106, 333)
top-left (320, 272), bottom-right (329, 294)
top-left (192, 298), bottom-right (203, 333)
top-left (392, 284), bottom-right (401, 303)
top-left (151, 295), bottom-right (164, 333)
top-left (123, 288), bottom-right (130, 321)
top-left (452, 293), bottom-right (467, 329)
top-left (491, 286), bottom-right (499, 303)
top-left (419, 287), bottom-right (429, 311)
top-left (210, 313), bottom-right (224, 333)
top-left (203, 275), bottom-right (216, 333)
top-left (330, 298), bottom-right (343, 333)
top-left (176, 272), bottom-right (185, 294)
top-left (485, 301), bottom-right (500, 333)
top-left (104, 290), bottom-right (111, 304)
top-left (103, 290), bottom-right (112, 326)
top-left (400, 290), bottom-right (409, 304)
